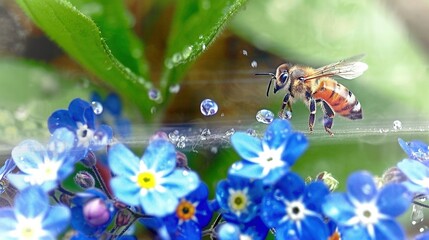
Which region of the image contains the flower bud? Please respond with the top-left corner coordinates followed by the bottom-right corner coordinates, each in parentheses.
top-left (381, 166), bottom-right (407, 185)
top-left (81, 151), bottom-right (97, 167)
top-left (83, 198), bottom-right (111, 227)
top-left (116, 209), bottom-right (132, 227)
top-left (74, 171), bottom-right (95, 189)
top-left (176, 151), bottom-right (189, 169)
top-left (59, 193), bottom-right (72, 206)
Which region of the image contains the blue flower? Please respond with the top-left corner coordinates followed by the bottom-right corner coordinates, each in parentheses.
top-left (229, 119), bottom-right (307, 185)
top-left (48, 98), bottom-right (112, 153)
top-left (71, 188), bottom-right (116, 237)
top-left (107, 139), bottom-right (200, 217)
top-left (216, 175), bottom-right (263, 223)
top-left (162, 183), bottom-right (213, 239)
top-left (397, 159), bottom-right (429, 194)
top-left (91, 92), bottom-right (131, 138)
top-left (323, 171), bottom-right (411, 240)
top-left (0, 186), bottom-right (70, 239)
top-left (398, 138), bottom-right (429, 162)
top-left (8, 128), bottom-right (79, 192)
top-left (261, 172), bottom-right (329, 240)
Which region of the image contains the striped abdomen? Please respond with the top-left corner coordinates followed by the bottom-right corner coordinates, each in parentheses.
top-left (312, 78), bottom-right (362, 119)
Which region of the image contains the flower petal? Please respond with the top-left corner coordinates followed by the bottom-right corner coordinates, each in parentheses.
top-left (374, 219), bottom-right (406, 240)
top-left (47, 109), bottom-right (77, 133)
top-left (339, 225), bottom-right (370, 240)
top-left (161, 169), bottom-right (199, 198)
top-left (142, 190), bottom-right (179, 217)
top-left (68, 98), bottom-right (95, 129)
top-left (300, 216), bottom-right (329, 240)
top-left (303, 181), bottom-right (329, 213)
top-left (110, 177), bottom-right (140, 206)
top-left (108, 143), bottom-right (139, 176)
top-left (376, 183), bottom-right (411, 217)
top-left (176, 220), bottom-right (201, 240)
top-left (397, 159), bottom-right (429, 184)
top-left (263, 119), bottom-right (293, 150)
top-left (347, 171), bottom-right (377, 203)
top-left (230, 132), bottom-right (262, 160)
top-left (322, 193), bottom-right (356, 224)
top-left (42, 205), bottom-right (70, 237)
top-left (261, 191), bottom-right (288, 228)
top-left (12, 140), bottom-right (46, 173)
top-left (281, 132), bottom-right (308, 166)
top-left (0, 208), bottom-right (17, 232)
top-left (142, 139), bottom-right (176, 173)
top-left (228, 160), bottom-right (264, 180)
top-left (274, 172), bottom-right (305, 200)
top-left (15, 187), bottom-right (48, 218)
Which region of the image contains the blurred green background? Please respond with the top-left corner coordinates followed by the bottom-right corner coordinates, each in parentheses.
top-left (1, 0), bottom-right (429, 237)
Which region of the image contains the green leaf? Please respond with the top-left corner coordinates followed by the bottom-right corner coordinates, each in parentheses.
top-left (16, 0), bottom-right (155, 120)
top-left (160, 0), bottom-right (248, 100)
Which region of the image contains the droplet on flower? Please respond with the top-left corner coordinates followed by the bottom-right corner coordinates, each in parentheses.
top-left (393, 120), bottom-right (402, 130)
top-left (256, 109), bottom-right (274, 124)
top-left (148, 88), bottom-right (161, 101)
top-left (231, 162), bottom-right (243, 170)
top-left (169, 84), bottom-right (181, 93)
top-left (251, 60), bottom-right (258, 68)
top-left (182, 170), bottom-right (190, 176)
top-left (242, 50), bottom-right (248, 56)
top-left (91, 101), bottom-right (103, 115)
top-left (200, 99), bottom-right (218, 116)
top-left (412, 204), bottom-right (424, 223)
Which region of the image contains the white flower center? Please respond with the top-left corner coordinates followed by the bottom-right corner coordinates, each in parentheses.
top-left (355, 202), bottom-right (380, 225)
top-left (254, 143), bottom-right (285, 176)
top-left (286, 200), bottom-right (306, 221)
top-left (24, 158), bottom-right (62, 185)
top-left (10, 215), bottom-right (47, 240)
top-left (76, 122), bottom-right (94, 147)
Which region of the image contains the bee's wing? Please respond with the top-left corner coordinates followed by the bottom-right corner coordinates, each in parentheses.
top-left (304, 54), bottom-right (368, 81)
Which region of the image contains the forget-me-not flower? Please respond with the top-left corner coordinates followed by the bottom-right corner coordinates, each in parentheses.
top-left (229, 119), bottom-right (307, 185)
top-left (0, 186), bottom-right (70, 239)
top-left (107, 139), bottom-right (199, 217)
top-left (8, 128), bottom-right (79, 192)
top-left (398, 138), bottom-right (429, 162)
top-left (323, 171), bottom-right (411, 240)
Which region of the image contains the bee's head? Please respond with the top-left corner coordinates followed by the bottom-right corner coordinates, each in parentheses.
top-left (274, 64), bottom-right (291, 94)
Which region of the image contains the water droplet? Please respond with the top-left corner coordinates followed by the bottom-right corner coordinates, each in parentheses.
top-left (148, 88), bottom-right (161, 101)
top-left (412, 204), bottom-right (424, 223)
top-left (256, 109), bottom-right (274, 124)
top-left (91, 101), bottom-right (103, 115)
top-left (225, 128), bottom-right (235, 137)
top-left (182, 46), bottom-right (193, 59)
top-left (242, 50), bottom-right (248, 56)
top-left (251, 60), bottom-right (258, 68)
top-left (169, 84), bottom-right (180, 93)
top-left (420, 226), bottom-right (428, 233)
top-left (393, 120), bottom-right (402, 130)
top-left (150, 107), bottom-right (156, 114)
top-left (172, 53), bottom-right (182, 64)
top-left (231, 162), bottom-right (243, 170)
top-left (182, 170), bottom-right (190, 176)
top-left (200, 99), bottom-right (218, 116)
top-left (200, 128), bottom-right (211, 140)
top-left (210, 146), bottom-right (218, 154)
top-left (177, 141), bottom-right (186, 149)
top-left (0, 182), bottom-right (6, 194)
top-left (246, 128), bottom-right (257, 137)
top-left (169, 130), bottom-right (180, 142)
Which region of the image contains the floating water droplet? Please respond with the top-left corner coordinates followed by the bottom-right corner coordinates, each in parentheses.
top-left (242, 50), bottom-right (248, 56)
top-left (148, 88), bottom-right (161, 101)
top-left (251, 60), bottom-right (258, 68)
top-left (91, 101), bottom-right (103, 115)
top-left (169, 84), bottom-right (180, 93)
top-left (177, 141), bottom-right (186, 149)
top-left (225, 128), bottom-right (235, 137)
top-left (168, 130), bottom-right (180, 142)
top-left (393, 120), bottom-right (402, 130)
top-left (246, 128), bottom-right (257, 137)
top-left (256, 109), bottom-right (274, 124)
top-left (412, 204), bottom-right (424, 223)
top-left (200, 99), bottom-right (218, 116)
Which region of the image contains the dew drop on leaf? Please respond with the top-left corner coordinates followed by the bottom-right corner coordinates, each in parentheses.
top-left (242, 50), bottom-right (248, 56)
top-left (256, 109), bottom-right (274, 124)
top-left (200, 99), bottom-right (218, 116)
top-left (393, 120), bottom-right (402, 130)
top-left (251, 60), bottom-right (258, 68)
top-left (169, 84), bottom-right (181, 93)
top-left (148, 88), bottom-right (161, 101)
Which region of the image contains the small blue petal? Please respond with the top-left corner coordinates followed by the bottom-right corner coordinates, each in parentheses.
top-left (69, 98), bottom-right (95, 129)
top-left (42, 205), bottom-right (71, 236)
top-left (376, 183), bottom-right (411, 217)
top-left (322, 193), bottom-right (356, 224)
top-left (263, 119), bottom-right (292, 150)
top-left (339, 225), bottom-right (371, 240)
top-left (397, 159), bottom-right (429, 184)
top-left (281, 132), bottom-right (308, 166)
top-left (7, 173), bottom-right (31, 190)
top-left (0, 208), bottom-right (17, 231)
top-left (142, 190), bottom-right (179, 217)
top-left (104, 93), bottom-right (122, 116)
top-left (141, 139), bottom-right (176, 173)
top-left (48, 109), bottom-right (77, 133)
top-left (0, 158), bottom-right (16, 180)
top-left (161, 169), bottom-right (199, 198)
top-left (110, 177), bottom-right (141, 206)
top-left (274, 172), bottom-right (305, 201)
top-left (347, 171), bottom-right (377, 203)
top-left (11, 140), bottom-right (45, 173)
top-left (228, 160), bottom-right (264, 180)
top-left (108, 143), bottom-right (139, 176)
top-left (217, 223), bottom-right (240, 240)
top-left (300, 216), bottom-right (329, 240)
top-left (261, 192), bottom-right (288, 228)
top-left (175, 220), bottom-right (201, 240)
top-left (374, 219), bottom-right (406, 240)
top-left (15, 186), bottom-right (48, 218)
top-left (230, 133), bottom-right (262, 160)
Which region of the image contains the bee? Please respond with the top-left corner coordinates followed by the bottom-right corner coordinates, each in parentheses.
top-left (257, 55), bottom-right (368, 135)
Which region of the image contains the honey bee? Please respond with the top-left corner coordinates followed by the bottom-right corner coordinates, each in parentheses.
top-left (257, 55), bottom-right (368, 135)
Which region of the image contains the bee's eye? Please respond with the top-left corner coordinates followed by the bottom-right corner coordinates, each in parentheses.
top-left (280, 72), bottom-right (289, 83)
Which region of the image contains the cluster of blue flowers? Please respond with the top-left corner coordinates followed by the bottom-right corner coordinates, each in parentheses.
top-left (0, 96), bottom-right (428, 239)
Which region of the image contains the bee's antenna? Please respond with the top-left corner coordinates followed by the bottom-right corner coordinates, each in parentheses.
top-left (255, 73), bottom-right (276, 97)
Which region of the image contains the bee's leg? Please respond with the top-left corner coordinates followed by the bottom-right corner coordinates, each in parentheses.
top-left (321, 101), bottom-right (335, 136)
top-left (279, 93), bottom-right (292, 119)
top-left (308, 97), bottom-right (316, 133)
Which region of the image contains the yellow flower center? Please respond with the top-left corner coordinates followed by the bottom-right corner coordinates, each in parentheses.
top-left (21, 227), bottom-right (35, 238)
top-left (176, 200), bottom-right (195, 221)
top-left (136, 172), bottom-right (156, 189)
top-left (229, 192), bottom-right (247, 211)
